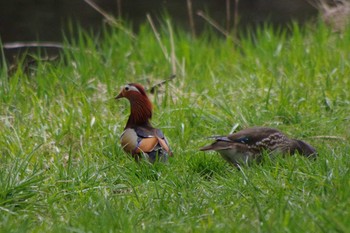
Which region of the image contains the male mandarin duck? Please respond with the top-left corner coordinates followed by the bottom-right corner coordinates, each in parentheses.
top-left (115, 83), bottom-right (172, 163)
top-left (200, 127), bottom-right (317, 167)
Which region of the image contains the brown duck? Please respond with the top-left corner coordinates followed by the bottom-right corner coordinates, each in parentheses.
top-left (200, 127), bottom-right (317, 167)
top-left (116, 83), bottom-right (172, 163)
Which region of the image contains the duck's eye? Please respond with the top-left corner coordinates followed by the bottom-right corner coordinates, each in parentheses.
top-left (123, 85), bottom-right (140, 93)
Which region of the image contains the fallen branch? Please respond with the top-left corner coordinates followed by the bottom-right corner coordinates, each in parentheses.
top-left (310, 135), bottom-right (347, 141)
top-left (84, 0), bottom-right (136, 39)
top-left (197, 10), bottom-right (241, 47)
top-left (3, 42), bottom-right (64, 49)
top-left (148, 74), bottom-right (176, 94)
top-left (197, 10), bottom-right (230, 37)
top-left (186, 0), bottom-right (196, 37)
top-left (167, 20), bottom-right (177, 75)
top-left (146, 14), bottom-right (169, 60)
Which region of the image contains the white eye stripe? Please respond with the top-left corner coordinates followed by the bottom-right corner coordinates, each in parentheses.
top-left (125, 85), bottom-right (140, 93)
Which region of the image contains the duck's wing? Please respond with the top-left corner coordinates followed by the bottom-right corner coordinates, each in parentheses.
top-left (200, 127), bottom-right (286, 151)
top-left (227, 127), bottom-right (285, 145)
top-left (121, 126), bottom-right (172, 156)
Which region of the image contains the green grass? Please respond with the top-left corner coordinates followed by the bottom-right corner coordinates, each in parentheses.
top-left (1, 20), bottom-right (350, 232)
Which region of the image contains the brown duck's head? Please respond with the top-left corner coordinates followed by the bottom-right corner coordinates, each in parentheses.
top-left (116, 83), bottom-right (153, 127)
top-left (115, 83), bottom-right (147, 100)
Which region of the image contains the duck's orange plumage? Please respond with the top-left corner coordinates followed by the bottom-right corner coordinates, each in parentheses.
top-left (116, 83), bottom-right (172, 163)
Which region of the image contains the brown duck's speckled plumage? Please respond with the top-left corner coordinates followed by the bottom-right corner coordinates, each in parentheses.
top-left (200, 127), bottom-right (317, 167)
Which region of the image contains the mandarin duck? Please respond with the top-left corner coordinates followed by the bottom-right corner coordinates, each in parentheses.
top-left (200, 127), bottom-right (317, 167)
top-left (115, 83), bottom-right (172, 163)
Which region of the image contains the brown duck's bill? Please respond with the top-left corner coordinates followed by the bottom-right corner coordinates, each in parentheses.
top-left (115, 92), bottom-right (124, 99)
top-left (199, 142), bottom-right (233, 151)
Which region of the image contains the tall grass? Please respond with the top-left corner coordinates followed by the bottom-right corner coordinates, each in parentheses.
top-left (0, 20), bottom-right (349, 232)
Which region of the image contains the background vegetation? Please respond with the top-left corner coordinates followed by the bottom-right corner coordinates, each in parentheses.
top-left (1, 20), bottom-right (349, 232)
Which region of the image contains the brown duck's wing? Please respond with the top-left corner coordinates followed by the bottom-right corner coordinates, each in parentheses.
top-left (134, 126), bottom-right (159, 138)
top-left (121, 127), bottom-right (158, 154)
top-left (200, 127), bottom-right (286, 152)
top-left (133, 126), bottom-right (172, 155)
top-left (227, 127), bottom-right (286, 145)
top-left (134, 137), bottom-right (159, 154)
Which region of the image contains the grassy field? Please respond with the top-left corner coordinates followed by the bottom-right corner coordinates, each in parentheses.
top-left (1, 20), bottom-right (350, 232)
